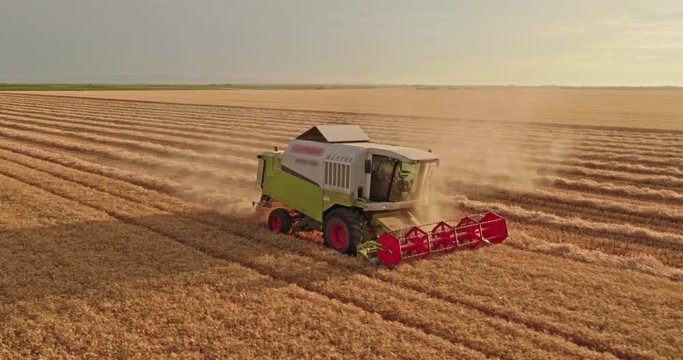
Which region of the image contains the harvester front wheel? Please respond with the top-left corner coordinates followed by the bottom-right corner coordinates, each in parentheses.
top-left (268, 208), bottom-right (292, 234)
top-left (323, 208), bottom-right (364, 254)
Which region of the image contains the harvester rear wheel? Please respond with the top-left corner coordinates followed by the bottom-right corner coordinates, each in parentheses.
top-left (323, 208), bottom-right (365, 254)
top-left (268, 208), bottom-right (292, 234)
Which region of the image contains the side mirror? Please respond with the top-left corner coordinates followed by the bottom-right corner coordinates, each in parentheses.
top-left (364, 159), bottom-right (372, 174)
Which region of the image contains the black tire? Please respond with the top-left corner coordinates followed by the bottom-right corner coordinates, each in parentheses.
top-left (323, 208), bottom-right (365, 254)
top-left (268, 208), bottom-right (292, 234)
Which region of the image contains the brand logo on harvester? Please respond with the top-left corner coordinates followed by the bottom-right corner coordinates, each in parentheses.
top-left (291, 144), bottom-right (324, 156)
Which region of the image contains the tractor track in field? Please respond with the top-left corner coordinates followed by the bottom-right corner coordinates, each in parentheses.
top-left (0, 157), bottom-right (618, 360)
top-left (3, 95), bottom-right (682, 152)
top-left (0, 178), bottom-right (488, 360)
top-left (2, 103), bottom-right (679, 162)
top-left (1, 148), bottom-right (672, 356)
top-left (3, 123), bottom-right (681, 257)
top-left (449, 195), bottom-right (683, 251)
top-left (3, 139), bottom-right (679, 273)
top-left (1, 122), bottom-right (677, 227)
top-left (0, 161), bottom-right (494, 359)
top-left (452, 179), bottom-right (683, 232)
top-left (8, 113), bottom-right (680, 180)
top-left (1, 146), bottom-right (680, 360)
top-left (3, 112), bottom-right (680, 192)
top-left (0, 118), bottom-right (255, 170)
top-left (0, 112), bottom-right (265, 157)
top-left (1, 93), bottom-right (681, 359)
top-left (5, 118), bottom-right (681, 202)
top-left (0, 129), bottom-right (256, 186)
top-left (3, 98), bottom-right (682, 166)
top-left (5, 92), bottom-right (683, 139)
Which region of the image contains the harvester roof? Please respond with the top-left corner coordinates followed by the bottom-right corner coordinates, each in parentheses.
top-left (297, 125), bottom-right (370, 143)
top-left (295, 124), bottom-right (437, 163)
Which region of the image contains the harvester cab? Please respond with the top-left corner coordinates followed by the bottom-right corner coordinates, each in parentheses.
top-left (255, 125), bottom-right (507, 266)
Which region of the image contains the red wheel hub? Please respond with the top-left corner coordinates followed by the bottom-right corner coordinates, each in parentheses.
top-left (270, 216), bottom-right (281, 233)
top-left (329, 223), bottom-right (348, 249)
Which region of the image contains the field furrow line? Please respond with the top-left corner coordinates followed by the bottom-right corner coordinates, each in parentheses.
top-left (538, 176), bottom-right (683, 205)
top-left (3, 97), bottom-right (680, 152)
top-left (448, 195), bottom-right (683, 251)
top-left (0, 129), bottom-right (255, 190)
top-left (6, 136), bottom-right (676, 270)
top-left (506, 232), bottom-right (683, 281)
top-left (5, 93), bottom-right (682, 144)
top-left (0, 180), bottom-right (488, 360)
top-left (0, 106), bottom-right (296, 145)
top-left (546, 165), bottom-right (683, 191)
top-left (576, 142), bottom-right (683, 159)
top-left (0, 113), bottom-right (265, 158)
top-left (3, 100), bottom-right (680, 171)
top-left (572, 150), bottom-right (683, 169)
top-left (517, 221), bottom-right (682, 267)
top-left (564, 158), bottom-right (683, 178)
top-left (0, 159), bottom-right (608, 360)
top-left (5, 148), bottom-right (679, 359)
top-left (450, 179), bottom-right (682, 232)
top-left (0, 138), bottom-right (259, 215)
top-left (9, 109), bottom-right (672, 195)
top-left (0, 118), bottom-right (255, 170)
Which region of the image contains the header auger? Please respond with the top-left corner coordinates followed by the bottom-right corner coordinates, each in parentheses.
top-left (255, 125), bottom-right (508, 266)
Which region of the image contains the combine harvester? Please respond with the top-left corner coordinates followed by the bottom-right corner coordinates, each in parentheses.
top-left (255, 125), bottom-right (507, 266)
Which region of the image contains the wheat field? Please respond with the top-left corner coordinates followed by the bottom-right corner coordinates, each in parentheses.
top-left (0, 90), bottom-right (681, 359)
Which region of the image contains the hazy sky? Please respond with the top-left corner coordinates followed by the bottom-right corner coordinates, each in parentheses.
top-left (1, 0), bottom-right (682, 85)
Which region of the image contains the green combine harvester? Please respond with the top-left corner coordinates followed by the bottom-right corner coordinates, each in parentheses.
top-left (255, 125), bottom-right (507, 266)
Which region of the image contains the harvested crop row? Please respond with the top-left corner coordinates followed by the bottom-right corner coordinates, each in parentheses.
top-left (4, 116), bottom-right (675, 245)
top-left (449, 195), bottom-right (683, 251)
top-left (565, 158), bottom-right (683, 178)
top-left (449, 178), bottom-right (682, 232)
top-left (5, 114), bottom-right (678, 201)
top-left (438, 187), bottom-right (682, 266)
top-left (576, 142), bottom-right (683, 159)
top-left (0, 139), bottom-right (182, 193)
top-left (506, 232), bottom-right (683, 281)
top-left (0, 118), bottom-right (255, 170)
top-left (4, 95), bottom-right (672, 153)
top-left (5, 93), bottom-right (679, 146)
top-left (6, 139), bottom-right (675, 269)
top-left (0, 159), bottom-right (606, 360)
top-left (0, 177), bottom-right (478, 360)
top-left (0, 112), bottom-right (264, 158)
top-left (3, 150), bottom-right (679, 359)
top-left (5, 115), bottom-right (675, 245)
top-left (0, 105), bottom-right (585, 162)
top-left (377, 248), bottom-right (683, 360)
top-left (572, 149), bottom-right (683, 169)
top-left (0, 128), bottom-right (255, 187)
top-left (546, 164), bottom-right (683, 191)
top-left (5, 97), bottom-right (679, 172)
top-left (541, 176), bottom-right (683, 204)
top-left (0, 137), bottom-right (257, 213)
top-left (0, 105), bottom-right (292, 147)
top-left (8, 90), bottom-right (680, 146)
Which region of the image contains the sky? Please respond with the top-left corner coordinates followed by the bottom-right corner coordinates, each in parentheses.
top-left (1, 0), bottom-right (682, 86)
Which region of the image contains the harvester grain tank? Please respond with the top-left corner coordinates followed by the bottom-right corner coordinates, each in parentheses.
top-left (255, 125), bottom-right (507, 266)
